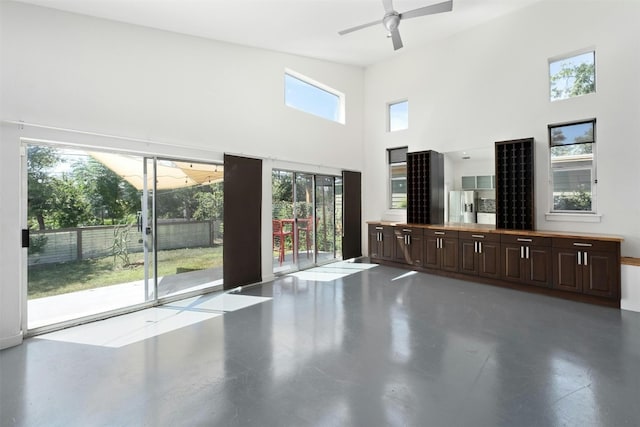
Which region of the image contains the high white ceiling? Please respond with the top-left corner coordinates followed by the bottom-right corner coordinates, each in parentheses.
top-left (16, 0), bottom-right (544, 67)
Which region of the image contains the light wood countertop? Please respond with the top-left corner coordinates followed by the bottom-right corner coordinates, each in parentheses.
top-left (367, 221), bottom-right (624, 242)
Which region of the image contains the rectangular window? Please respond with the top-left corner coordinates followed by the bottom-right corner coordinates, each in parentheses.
top-left (388, 100), bottom-right (408, 132)
top-left (284, 70), bottom-right (345, 124)
top-left (388, 147), bottom-right (407, 209)
top-left (548, 119), bottom-right (596, 212)
top-left (549, 51), bottom-right (595, 101)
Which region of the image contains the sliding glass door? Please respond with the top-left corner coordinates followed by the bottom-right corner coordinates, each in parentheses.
top-left (272, 169), bottom-right (341, 275)
top-left (26, 144), bottom-right (223, 332)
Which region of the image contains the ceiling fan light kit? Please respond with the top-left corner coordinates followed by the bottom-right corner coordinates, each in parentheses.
top-left (339, 0), bottom-right (453, 51)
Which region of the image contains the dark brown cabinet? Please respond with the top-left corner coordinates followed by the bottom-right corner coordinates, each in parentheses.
top-left (424, 229), bottom-right (458, 272)
top-left (552, 238), bottom-right (619, 299)
top-left (501, 235), bottom-right (552, 288)
top-left (368, 224), bottom-right (393, 261)
top-left (495, 138), bottom-right (534, 230)
top-left (406, 150), bottom-right (444, 224)
top-left (367, 222), bottom-right (622, 307)
top-left (393, 227), bottom-right (424, 266)
top-left (459, 232), bottom-right (501, 279)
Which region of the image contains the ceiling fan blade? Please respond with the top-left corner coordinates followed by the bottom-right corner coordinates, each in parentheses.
top-left (382, 0), bottom-right (394, 14)
top-left (390, 28), bottom-right (403, 50)
top-left (338, 19), bottom-right (382, 35)
top-left (399, 0), bottom-right (453, 20)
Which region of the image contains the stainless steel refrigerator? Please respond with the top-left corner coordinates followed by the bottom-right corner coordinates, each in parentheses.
top-left (448, 190), bottom-right (477, 223)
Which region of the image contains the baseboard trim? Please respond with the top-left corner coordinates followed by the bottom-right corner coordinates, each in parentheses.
top-left (0, 331), bottom-right (24, 350)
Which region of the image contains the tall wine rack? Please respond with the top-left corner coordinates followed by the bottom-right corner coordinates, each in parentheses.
top-left (407, 150), bottom-right (444, 224)
top-left (495, 138), bottom-right (534, 230)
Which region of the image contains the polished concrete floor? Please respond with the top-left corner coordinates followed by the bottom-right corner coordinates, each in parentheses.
top-left (2, 261), bottom-right (640, 426)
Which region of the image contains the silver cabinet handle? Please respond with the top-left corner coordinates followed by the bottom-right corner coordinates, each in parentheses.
top-left (376, 226), bottom-right (383, 230)
top-left (584, 251), bottom-right (588, 266)
top-left (526, 246), bottom-right (530, 259)
top-left (472, 234), bottom-right (485, 239)
top-left (573, 242), bottom-right (592, 247)
top-left (407, 235), bottom-right (411, 245)
top-left (521, 246), bottom-right (524, 259)
top-left (402, 229), bottom-right (411, 233)
top-left (517, 238), bottom-right (532, 242)
top-left (577, 251), bottom-right (582, 265)
top-left (479, 242), bottom-right (482, 254)
top-left (474, 241), bottom-right (478, 253)
top-left (435, 231), bottom-right (445, 235)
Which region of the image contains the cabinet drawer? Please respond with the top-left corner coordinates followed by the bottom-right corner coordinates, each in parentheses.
top-left (425, 229), bottom-right (458, 238)
top-left (394, 227), bottom-right (424, 236)
top-left (501, 234), bottom-right (551, 247)
top-left (459, 231), bottom-right (500, 242)
top-left (551, 238), bottom-right (618, 252)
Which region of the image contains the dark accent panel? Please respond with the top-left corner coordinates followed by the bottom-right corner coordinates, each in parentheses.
top-left (406, 150), bottom-right (444, 224)
top-left (223, 154), bottom-right (262, 289)
top-left (495, 138), bottom-right (535, 230)
top-left (342, 170), bottom-right (362, 259)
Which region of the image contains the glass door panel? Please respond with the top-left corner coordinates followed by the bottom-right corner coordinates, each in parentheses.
top-left (295, 173), bottom-right (315, 270)
top-left (152, 158), bottom-right (224, 299)
top-left (26, 146), bottom-right (147, 330)
top-left (315, 175), bottom-right (337, 264)
top-left (272, 170), bottom-right (295, 274)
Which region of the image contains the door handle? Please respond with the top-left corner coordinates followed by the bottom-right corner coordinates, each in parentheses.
top-left (583, 251), bottom-right (588, 266)
top-left (521, 246), bottom-right (524, 259)
top-left (407, 235), bottom-right (411, 245)
top-left (145, 226), bottom-right (152, 236)
top-left (478, 242), bottom-right (482, 254)
top-left (577, 251), bottom-right (582, 265)
top-left (526, 246), bottom-right (530, 259)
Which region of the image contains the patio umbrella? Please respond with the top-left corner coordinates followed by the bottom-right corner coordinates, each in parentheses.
top-left (89, 152), bottom-right (223, 190)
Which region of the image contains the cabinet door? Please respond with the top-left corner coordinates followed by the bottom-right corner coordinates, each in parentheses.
top-left (381, 228), bottom-right (394, 260)
top-left (582, 250), bottom-right (618, 298)
top-left (527, 246), bottom-right (552, 287)
top-left (459, 240), bottom-right (478, 275)
top-left (423, 235), bottom-right (440, 269)
top-left (441, 237), bottom-right (459, 272)
top-left (393, 231), bottom-right (409, 264)
top-left (409, 232), bottom-right (424, 267)
top-left (478, 241), bottom-right (501, 279)
top-left (368, 226), bottom-right (382, 259)
top-left (502, 243), bottom-right (524, 282)
top-left (553, 248), bottom-right (582, 293)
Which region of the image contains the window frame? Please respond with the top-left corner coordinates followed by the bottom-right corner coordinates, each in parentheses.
top-left (548, 118), bottom-right (597, 215)
top-left (387, 146), bottom-right (408, 209)
top-left (548, 49), bottom-right (596, 102)
top-left (387, 99), bottom-right (409, 132)
top-left (284, 69), bottom-right (345, 124)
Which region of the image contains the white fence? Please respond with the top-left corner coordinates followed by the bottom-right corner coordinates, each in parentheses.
top-left (28, 220), bottom-right (222, 266)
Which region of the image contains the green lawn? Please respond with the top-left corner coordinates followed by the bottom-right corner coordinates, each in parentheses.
top-left (28, 246), bottom-right (223, 299)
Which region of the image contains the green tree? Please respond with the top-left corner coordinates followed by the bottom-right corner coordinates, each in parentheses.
top-left (193, 183), bottom-right (224, 221)
top-left (551, 61), bottom-right (595, 100)
top-left (27, 146), bottom-right (61, 230)
top-left (49, 178), bottom-right (94, 228)
top-left (73, 158), bottom-right (140, 224)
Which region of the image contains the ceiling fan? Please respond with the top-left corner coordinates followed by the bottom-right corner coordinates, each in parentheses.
top-left (338, 0), bottom-right (453, 51)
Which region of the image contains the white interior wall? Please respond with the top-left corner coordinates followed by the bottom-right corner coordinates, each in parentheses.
top-left (0, 1), bottom-right (364, 348)
top-left (363, 0), bottom-right (640, 257)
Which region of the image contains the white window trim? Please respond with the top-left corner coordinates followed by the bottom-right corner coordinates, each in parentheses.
top-left (284, 68), bottom-right (345, 124)
top-left (548, 119), bottom-right (597, 216)
top-left (545, 212), bottom-right (602, 223)
top-left (387, 99), bottom-right (408, 132)
top-left (387, 147), bottom-right (407, 210)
